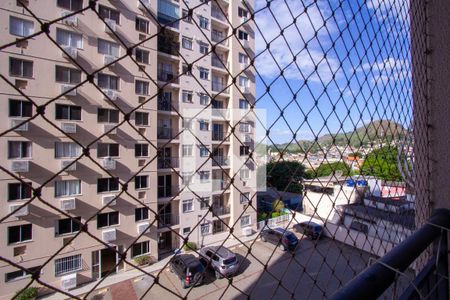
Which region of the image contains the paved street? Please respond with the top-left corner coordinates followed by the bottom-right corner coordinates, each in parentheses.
top-left (128, 234), bottom-right (374, 300)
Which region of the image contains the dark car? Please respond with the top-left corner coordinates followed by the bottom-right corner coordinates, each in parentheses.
top-left (199, 246), bottom-right (239, 279)
top-left (261, 227), bottom-right (298, 251)
top-left (293, 221), bottom-right (323, 240)
top-left (169, 254), bottom-right (205, 288)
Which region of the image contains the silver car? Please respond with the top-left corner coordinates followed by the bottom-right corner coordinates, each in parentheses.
top-left (199, 246), bottom-right (239, 279)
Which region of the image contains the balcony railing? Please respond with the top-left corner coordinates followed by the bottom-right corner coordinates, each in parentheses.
top-left (332, 209), bottom-right (450, 300)
top-left (211, 7), bottom-right (227, 22)
top-left (212, 205), bottom-right (231, 216)
top-left (212, 156), bottom-right (230, 167)
top-left (212, 82), bottom-right (230, 94)
top-left (158, 213), bottom-right (180, 228)
top-left (212, 179), bottom-right (229, 191)
top-left (158, 38), bottom-right (180, 56)
top-left (157, 98), bottom-right (173, 111)
top-left (157, 127), bottom-right (178, 139)
top-left (157, 157), bottom-right (179, 169)
top-left (157, 185), bottom-right (179, 198)
top-left (212, 57), bottom-right (228, 69)
top-left (212, 130), bottom-right (230, 141)
top-left (157, 71), bottom-right (179, 83)
top-left (211, 33), bottom-right (228, 46)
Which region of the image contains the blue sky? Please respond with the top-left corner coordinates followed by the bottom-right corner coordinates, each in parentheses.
top-left (252, 0), bottom-right (412, 144)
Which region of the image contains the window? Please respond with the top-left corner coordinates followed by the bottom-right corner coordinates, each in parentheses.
top-left (9, 58), bottom-right (33, 78)
top-left (8, 224), bottom-right (32, 244)
top-left (97, 211), bottom-right (119, 228)
top-left (8, 141), bottom-right (31, 159)
top-left (239, 76), bottom-right (249, 87)
top-left (56, 28), bottom-right (82, 49)
top-left (238, 30), bottom-right (249, 41)
top-left (182, 90), bottom-right (193, 103)
top-left (135, 80), bottom-right (149, 95)
top-left (97, 143), bottom-right (119, 158)
top-left (240, 192), bottom-right (250, 204)
top-left (238, 7), bottom-right (248, 18)
top-left (55, 142), bottom-right (81, 158)
top-left (199, 42), bottom-right (208, 54)
top-left (9, 99), bottom-right (32, 117)
top-left (97, 108), bottom-right (119, 123)
top-left (135, 17), bottom-right (149, 33)
top-left (181, 172), bottom-right (193, 185)
top-left (97, 177), bottom-right (119, 193)
top-left (55, 66), bottom-right (81, 84)
top-left (182, 145), bottom-right (193, 157)
top-left (241, 215), bottom-right (251, 227)
top-left (199, 197), bottom-right (210, 210)
top-left (199, 67), bottom-right (209, 80)
top-left (199, 171), bottom-right (210, 183)
top-left (9, 16), bottom-right (34, 37)
top-left (55, 180), bottom-right (81, 197)
top-left (135, 175), bottom-right (148, 189)
top-left (182, 199), bottom-right (194, 213)
top-left (182, 118), bottom-right (193, 129)
top-left (5, 266), bottom-right (40, 282)
top-left (98, 39), bottom-right (119, 57)
top-left (55, 104), bottom-right (81, 120)
top-left (131, 241), bottom-right (149, 257)
top-left (240, 146), bottom-right (250, 156)
top-left (182, 36), bottom-right (193, 50)
top-left (182, 227), bottom-right (191, 235)
top-left (199, 16), bottom-right (209, 29)
top-left (135, 144), bottom-right (149, 157)
top-left (182, 9), bottom-right (191, 23)
top-left (240, 122), bottom-right (250, 133)
top-left (54, 254), bottom-right (82, 276)
top-left (136, 48), bottom-right (149, 64)
top-left (135, 111), bottom-right (149, 126)
top-left (57, 0), bottom-right (83, 11)
top-left (200, 223), bottom-right (210, 236)
top-left (55, 217), bottom-right (81, 236)
top-left (99, 5), bottom-right (120, 24)
top-left (182, 63), bottom-right (191, 76)
top-left (239, 98), bottom-right (249, 109)
top-left (8, 182), bottom-right (32, 201)
top-left (239, 53), bottom-right (249, 65)
top-left (199, 93), bottom-right (209, 105)
top-left (98, 73), bottom-right (119, 90)
top-left (135, 207), bottom-right (149, 222)
top-left (199, 146), bottom-right (209, 157)
top-left (240, 168), bottom-right (250, 180)
top-left (199, 120), bottom-right (209, 131)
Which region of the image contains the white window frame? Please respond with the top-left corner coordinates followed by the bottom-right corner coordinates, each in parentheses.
top-left (199, 171), bottom-right (210, 183)
top-left (98, 39), bottom-right (120, 57)
top-left (9, 16), bottom-right (34, 37)
top-left (55, 179), bottom-right (81, 198)
top-left (240, 168), bottom-right (250, 180)
top-left (182, 36), bottom-right (193, 50)
top-left (55, 142), bottom-right (81, 158)
top-left (240, 192), bottom-right (250, 204)
top-left (240, 215), bottom-right (251, 227)
top-left (200, 223), bottom-right (210, 236)
top-left (182, 145), bottom-right (193, 157)
top-left (131, 241), bottom-right (150, 258)
top-left (182, 199), bottom-right (194, 213)
top-left (199, 67), bottom-right (209, 80)
top-left (135, 175), bottom-right (149, 190)
top-left (8, 141), bottom-right (32, 159)
top-left (54, 254), bottom-right (82, 276)
top-left (182, 90), bottom-right (193, 103)
top-left (56, 28), bottom-right (83, 49)
top-left (135, 80), bottom-right (149, 95)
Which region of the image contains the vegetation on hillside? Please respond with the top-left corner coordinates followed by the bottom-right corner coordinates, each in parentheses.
top-left (360, 146), bottom-right (403, 181)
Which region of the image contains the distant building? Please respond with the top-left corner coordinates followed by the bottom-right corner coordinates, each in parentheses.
top-left (257, 188), bottom-right (302, 212)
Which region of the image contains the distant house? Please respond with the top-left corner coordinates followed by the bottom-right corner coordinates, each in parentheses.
top-left (257, 188), bottom-right (303, 212)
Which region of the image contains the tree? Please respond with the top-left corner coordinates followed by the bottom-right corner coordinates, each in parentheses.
top-left (312, 162), bottom-right (352, 178)
top-left (360, 146), bottom-right (403, 181)
top-left (260, 161), bottom-right (305, 193)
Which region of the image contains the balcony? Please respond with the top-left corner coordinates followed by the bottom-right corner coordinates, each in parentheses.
top-left (211, 7), bottom-right (227, 22)
top-left (212, 82), bottom-right (230, 94)
top-left (158, 98), bottom-right (174, 112)
top-left (158, 37), bottom-right (180, 57)
top-left (212, 156), bottom-right (230, 167)
top-left (157, 71), bottom-right (179, 84)
top-left (157, 157), bottom-right (179, 169)
top-left (212, 179), bottom-right (229, 191)
top-left (158, 185), bottom-right (179, 199)
top-left (157, 127), bottom-right (178, 140)
top-left (212, 131), bottom-right (230, 142)
top-left (158, 213), bottom-right (180, 228)
top-left (211, 32), bottom-right (228, 47)
top-left (212, 205), bottom-right (231, 216)
top-left (212, 57), bottom-right (228, 69)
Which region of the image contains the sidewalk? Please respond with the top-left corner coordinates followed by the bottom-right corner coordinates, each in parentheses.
top-left (41, 233), bottom-right (262, 300)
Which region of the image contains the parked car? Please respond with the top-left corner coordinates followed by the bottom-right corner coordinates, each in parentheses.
top-left (261, 227), bottom-right (298, 251)
top-left (199, 246), bottom-right (239, 279)
top-left (169, 254), bottom-right (205, 288)
top-left (293, 221), bottom-right (323, 240)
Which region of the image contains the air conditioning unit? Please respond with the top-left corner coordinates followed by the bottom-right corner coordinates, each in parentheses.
top-left (102, 228), bottom-right (117, 242)
top-left (244, 134), bottom-right (252, 143)
top-left (104, 55), bottom-right (116, 67)
top-left (103, 124), bottom-right (117, 135)
top-left (103, 89), bottom-right (118, 101)
top-left (11, 161), bottom-right (29, 173)
top-left (60, 198), bottom-right (76, 211)
top-left (137, 222), bottom-right (150, 234)
top-left (104, 19), bottom-right (117, 33)
top-left (61, 46), bottom-right (77, 59)
top-left (9, 204), bottom-right (29, 217)
top-left (242, 226), bottom-right (253, 236)
top-left (102, 157), bottom-right (116, 170)
top-left (138, 0), bottom-right (150, 10)
top-left (61, 11), bottom-right (78, 26)
top-left (61, 84), bottom-right (77, 96)
top-left (61, 273), bottom-right (77, 290)
top-left (102, 195), bottom-right (117, 206)
top-left (61, 122), bottom-right (77, 133)
top-left (61, 160), bottom-right (76, 171)
top-left (11, 119), bottom-right (29, 131)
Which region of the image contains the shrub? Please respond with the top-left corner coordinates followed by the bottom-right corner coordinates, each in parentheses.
top-left (271, 212), bottom-right (280, 218)
top-left (257, 212), bottom-right (268, 221)
top-left (134, 255), bottom-right (153, 266)
top-left (15, 287), bottom-right (38, 300)
top-left (182, 242), bottom-right (197, 251)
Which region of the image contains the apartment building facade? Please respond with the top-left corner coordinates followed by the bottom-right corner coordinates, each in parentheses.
top-left (0, 0), bottom-right (256, 297)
